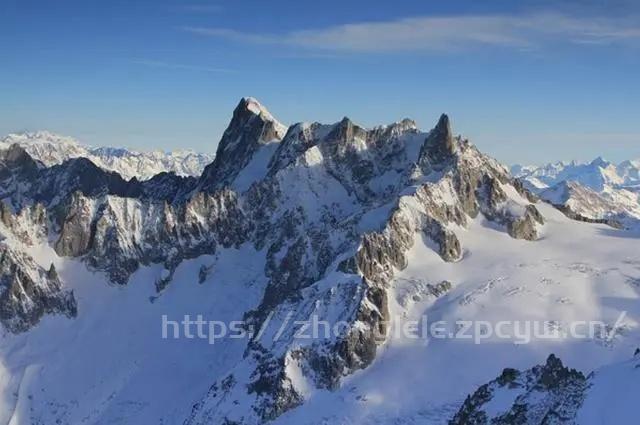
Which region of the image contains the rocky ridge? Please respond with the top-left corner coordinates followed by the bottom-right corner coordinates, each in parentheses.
top-left (451, 351), bottom-right (640, 425)
top-left (451, 354), bottom-right (588, 425)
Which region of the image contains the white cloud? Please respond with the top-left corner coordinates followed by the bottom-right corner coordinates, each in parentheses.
top-left (182, 12), bottom-right (640, 53)
top-left (131, 59), bottom-right (233, 73)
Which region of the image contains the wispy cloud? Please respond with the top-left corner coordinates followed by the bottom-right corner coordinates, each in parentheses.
top-left (182, 12), bottom-right (640, 53)
top-left (131, 59), bottom-right (233, 73)
top-left (177, 4), bottom-right (222, 13)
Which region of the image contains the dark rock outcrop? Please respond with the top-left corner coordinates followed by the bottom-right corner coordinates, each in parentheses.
top-left (0, 244), bottom-right (76, 333)
top-left (450, 354), bottom-right (587, 425)
top-left (507, 204), bottom-right (545, 241)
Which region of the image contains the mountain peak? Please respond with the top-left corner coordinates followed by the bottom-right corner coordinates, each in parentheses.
top-left (240, 96), bottom-right (266, 115)
top-left (223, 98), bottom-right (287, 148)
top-left (397, 117), bottom-right (418, 129)
top-left (434, 113), bottom-right (453, 146)
top-left (436, 112), bottom-right (450, 129)
top-left (198, 98), bottom-right (288, 190)
top-left (238, 97), bottom-right (284, 131)
top-left (590, 156), bottom-right (610, 168)
top-left (417, 113), bottom-right (456, 168)
top-left (331, 116), bottom-right (355, 134)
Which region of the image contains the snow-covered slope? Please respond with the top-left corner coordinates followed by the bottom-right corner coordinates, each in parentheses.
top-left (0, 131), bottom-right (214, 180)
top-left (512, 158), bottom-right (640, 230)
top-left (575, 351), bottom-right (640, 424)
top-left (0, 99), bottom-right (637, 424)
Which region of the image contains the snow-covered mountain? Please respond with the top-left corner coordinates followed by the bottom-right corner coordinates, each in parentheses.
top-left (512, 158), bottom-right (640, 229)
top-left (511, 157), bottom-right (640, 192)
top-left (0, 131), bottom-right (215, 180)
top-left (0, 99), bottom-right (637, 424)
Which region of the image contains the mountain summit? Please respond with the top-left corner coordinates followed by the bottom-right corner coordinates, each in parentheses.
top-left (198, 97), bottom-right (288, 191)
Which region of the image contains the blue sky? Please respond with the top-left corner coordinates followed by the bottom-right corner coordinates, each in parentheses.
top-left (1, 0), bottom-right (639, 164)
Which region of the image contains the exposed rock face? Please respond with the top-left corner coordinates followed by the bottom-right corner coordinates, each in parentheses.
top-left (0, 244), bottom-right (76, 333)
top-left (0, 144), bottom-right (41, 177)
top-left (198, 97), bottom-right (288, 191)
top-left (507, 204), bottom-right (545, 240)
top-left (0, 99), bottom-right (548, 422)
top-left (429, 280), bottom-right (453, 297)
top-left (54, 192), bottom-right (96, 257)
top-left (450, 354), bottom-right (588, 425)
top-left (54, 189), bottom-right (251, 284)
top-left (512, 177), bottom-right (540, 203)
top-left (198, 264), bottom-right (212, 283)
top-left (419, 113), bottom-right (455, 169)
top-left (0, 201), bottom-right (48, 245)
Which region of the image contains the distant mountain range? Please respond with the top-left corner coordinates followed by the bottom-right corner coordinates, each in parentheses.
top-left (512, 157), bottom-right (640, 230)
top-left (0, 131), bottom-right (214, 180)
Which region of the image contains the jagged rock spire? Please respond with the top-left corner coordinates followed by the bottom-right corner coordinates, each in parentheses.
top-left (417, 113), bottom-right (456, 171)
top-left (430, 113), bottom-right (455, 155)
top-left (198, 98), bottom-right (287, 190)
